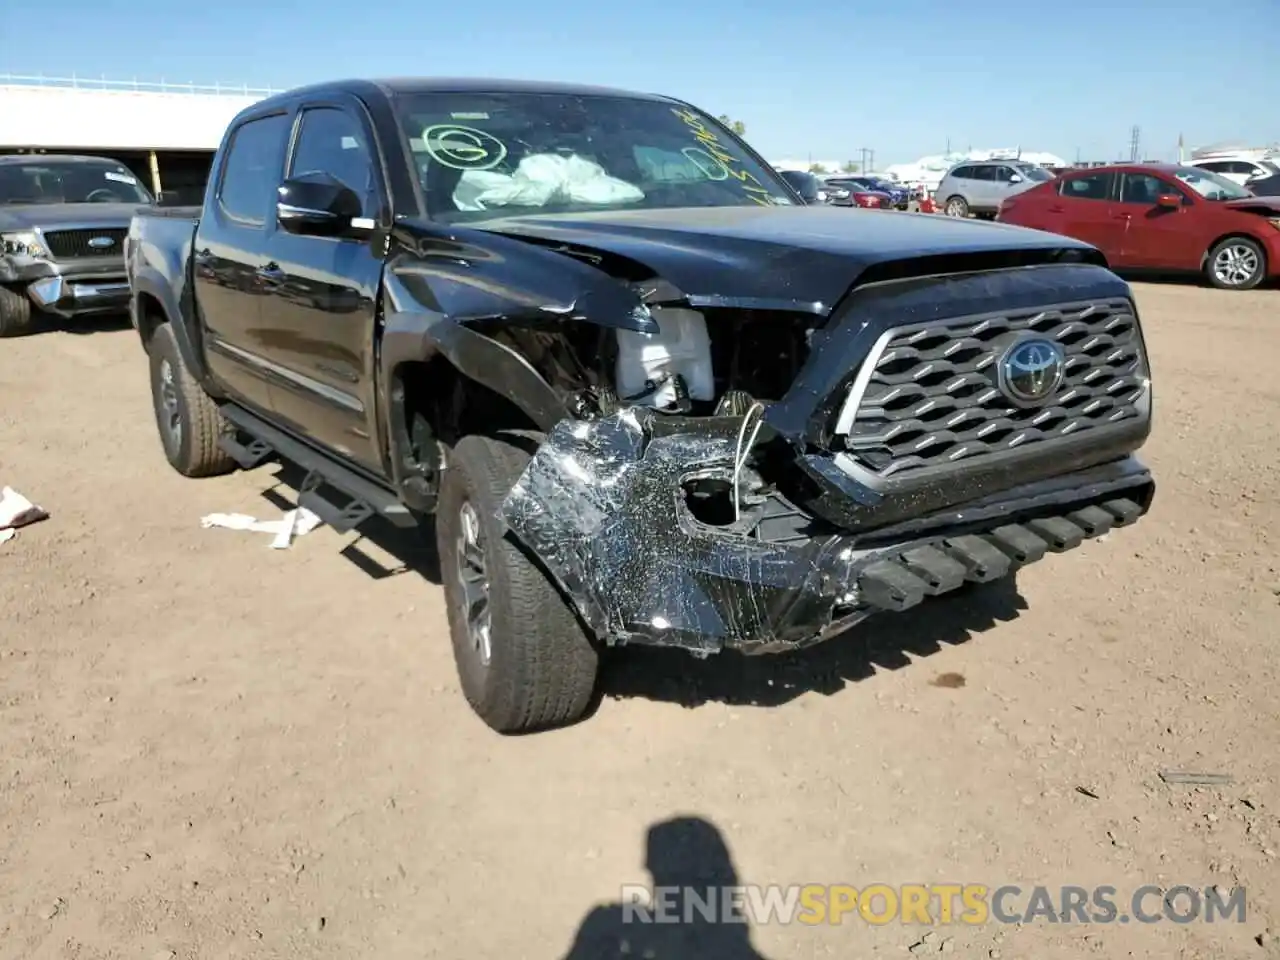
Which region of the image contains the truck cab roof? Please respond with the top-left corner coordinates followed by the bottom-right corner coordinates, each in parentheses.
top-left (244, 77), bottom-right (680, 115)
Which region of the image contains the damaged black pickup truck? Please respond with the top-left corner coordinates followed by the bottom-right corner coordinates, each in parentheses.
top-left (126, 78), bottom-right (1155, 733)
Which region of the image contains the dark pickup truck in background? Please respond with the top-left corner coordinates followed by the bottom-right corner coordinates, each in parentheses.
top-left (126, 77), bottom-right (1156, 734)
top-left (1, 154), bottom-right (154, 337)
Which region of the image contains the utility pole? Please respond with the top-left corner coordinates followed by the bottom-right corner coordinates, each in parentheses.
top-left (856, 147), bottom-right (871, 173)
top-left (1128, 125), bottom-right (1141, 162)
top-left (868, 149), bottom-right (875, 173)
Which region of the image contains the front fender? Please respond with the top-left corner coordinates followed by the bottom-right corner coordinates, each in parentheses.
top-left (387, 219), bottom-right (657, 333)
top-left (379, 307), bottom-right (569, 434)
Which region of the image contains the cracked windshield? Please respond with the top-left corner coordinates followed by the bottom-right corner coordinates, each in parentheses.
top-left (397, 92), bottom-right (795, 221)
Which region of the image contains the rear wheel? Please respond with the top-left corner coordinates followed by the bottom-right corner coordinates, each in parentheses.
top-left (1206, 237), bottom-right (1266, 290)
top-left (0, 286), bottom-right (33, 338)
top-left (436, 431), bottom-right (600, 734)
top-left (944, 195), bottom-right (969, 218)
top-left (147, 323), bottom-right (237, 477)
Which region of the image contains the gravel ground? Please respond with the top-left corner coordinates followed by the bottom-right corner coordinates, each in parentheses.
top-left (1, 281), bottom-right (1277, 960)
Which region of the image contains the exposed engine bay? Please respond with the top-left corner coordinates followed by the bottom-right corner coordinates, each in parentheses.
top-left (488, 299), bottom-right (815, 416)
top-left (484, 296), bottom-right (820, 535)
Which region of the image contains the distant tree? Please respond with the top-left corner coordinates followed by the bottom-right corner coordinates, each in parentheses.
top-left (808, 162), bottom-right (828, 174)
top-left (842, 160), bottom-right (859, 173)
top-left (716, 114), bottom-right (747, 136)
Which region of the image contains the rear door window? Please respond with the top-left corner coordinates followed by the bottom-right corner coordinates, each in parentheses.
top-left (1059, 172), bottom-right (1114, 201)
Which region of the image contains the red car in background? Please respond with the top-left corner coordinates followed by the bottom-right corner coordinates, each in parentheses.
top-left (823, 179), bottom-right (894, 209)
top-left (996, 163), bottom-right (1280, 290)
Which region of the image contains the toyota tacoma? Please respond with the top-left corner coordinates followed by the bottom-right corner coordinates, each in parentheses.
top-left (1, 154), bottom-right (152, 337)
top-left (126, 78), bottom-right (1156, 733)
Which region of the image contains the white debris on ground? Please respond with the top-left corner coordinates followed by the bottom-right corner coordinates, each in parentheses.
top-left (0, 486), bottom-right (49, 546)
top-left (200, 506), bottom-right (324, 549)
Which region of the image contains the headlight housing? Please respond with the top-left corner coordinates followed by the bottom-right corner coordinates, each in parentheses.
top-left (1, 231), bottom-right (48, 258)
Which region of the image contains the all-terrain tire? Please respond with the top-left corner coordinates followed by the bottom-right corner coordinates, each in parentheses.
top-left (944, 195), bottom-right (970, 218)
top-left (0, 285), bottom-right (34, 338)
top-left (1206, 236), bottom-right (1266, 291)
top-left (147, 322), bottom-right (237, 477)
top-left (436, 431), bottom-right (600, 734)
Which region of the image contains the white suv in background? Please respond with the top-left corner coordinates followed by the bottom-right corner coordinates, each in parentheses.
top-left (1186, 155), bottom-right (1280, 186)
top-left (933, 160), bottom-right (1055, 219)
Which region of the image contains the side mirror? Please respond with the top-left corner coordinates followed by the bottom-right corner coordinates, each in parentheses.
top-left (276, 174), bottom-right (365, 236)
top-left (1008, 173), bottom-right (1024, 184)
top-left (1156, 193), bottom-right (1182, 209)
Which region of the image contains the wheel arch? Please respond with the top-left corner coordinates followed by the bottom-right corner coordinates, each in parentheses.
top-left (130, 273), bottom-right (214, 387)
top-left (380, 310), bottom-right (566, 511)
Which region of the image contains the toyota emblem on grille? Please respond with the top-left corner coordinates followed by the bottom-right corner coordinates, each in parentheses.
top-left (998, 337), bottom-right (1066, 406)
top-left (88, 236), bottom-right (116, 249)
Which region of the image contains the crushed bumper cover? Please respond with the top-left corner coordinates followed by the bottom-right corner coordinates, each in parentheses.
top-left (501, 410), bottom-right (1154, 655)
top-left (25, 273), bottom-right (130, 318)
top-left (2, 256), bottom-right (129, 319)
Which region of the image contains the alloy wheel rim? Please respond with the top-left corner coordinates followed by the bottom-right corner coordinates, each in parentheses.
top-left (158, 359), bottom-right (182, 451)
top-left (1213, 245), bottom-right (1259, 287)
top-left (455, 501), bottom-right (492, 666)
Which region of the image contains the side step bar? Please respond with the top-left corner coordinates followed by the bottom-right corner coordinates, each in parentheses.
top-left (218, 404), bottom-right (416, 534)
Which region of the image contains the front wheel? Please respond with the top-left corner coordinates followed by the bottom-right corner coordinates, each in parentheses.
top-left (0, 286), bottom-right (34, 338)
top-left (944, 195), bottom-right (969, 218)
top-left (1207, 237), bottom-right (1266, 290)
top-left (436, 431), bottom-right (600, 734)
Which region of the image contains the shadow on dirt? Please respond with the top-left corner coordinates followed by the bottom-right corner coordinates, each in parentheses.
top-left (598, 576), bottom-right (1027, 710)
top-left (255, 461), bottom-right (1027, 711)
top-left (5, 311), bottom-right (133, 339)
top-left (259, 462), bottom-right (442, 585)
top-left (43, 312), bottom-right (134, 336)
top-left (1121, 271), bottom-right (1278, 291)
top-left (561, 815), bottom-right (774, 960)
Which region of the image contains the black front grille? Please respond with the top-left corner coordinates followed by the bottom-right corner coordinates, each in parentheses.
top-left (43, 228), bottom-right (128, 260)
top-left (833, 298), bottom-right (1150, 481)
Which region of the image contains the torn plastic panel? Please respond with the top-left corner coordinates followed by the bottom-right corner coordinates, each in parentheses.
top-left (500, 407), bottom-right (1154, 654)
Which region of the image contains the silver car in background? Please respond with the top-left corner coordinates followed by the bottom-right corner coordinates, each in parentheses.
top-left (934, 159), bottom-right (1055, 219)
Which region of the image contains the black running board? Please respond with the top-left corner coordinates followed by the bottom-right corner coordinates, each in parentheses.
top-left (218, 404), bottom-right (416, 534)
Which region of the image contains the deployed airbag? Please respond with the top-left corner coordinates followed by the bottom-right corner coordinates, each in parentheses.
top-left (453, 153), bottom-right (645, 210)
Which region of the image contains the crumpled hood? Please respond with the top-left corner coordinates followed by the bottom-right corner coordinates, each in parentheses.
top-left (1223, 196), bottom-right (1280, 214)
top-left (473, 205), bottom-right (1096, 311)
top-left (0, 203), bottom-right (151, 232)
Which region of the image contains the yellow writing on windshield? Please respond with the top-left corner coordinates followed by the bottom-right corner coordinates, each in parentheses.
top-left (671, 108), bottom-right (775, 207)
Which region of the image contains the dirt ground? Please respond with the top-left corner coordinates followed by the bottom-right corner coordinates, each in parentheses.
top-left (2, 281), bottom-right (1278, 960)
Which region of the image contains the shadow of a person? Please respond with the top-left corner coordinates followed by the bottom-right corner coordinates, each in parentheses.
top-left (562, 816), bottom-right (774, 959)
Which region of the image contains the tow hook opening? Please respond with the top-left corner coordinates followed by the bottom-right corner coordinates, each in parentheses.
top-left (682, 476), bottom-right (737, 527)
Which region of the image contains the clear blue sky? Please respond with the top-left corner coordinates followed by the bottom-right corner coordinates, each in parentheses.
top-left (2, 0), bottom-right (1276, 166)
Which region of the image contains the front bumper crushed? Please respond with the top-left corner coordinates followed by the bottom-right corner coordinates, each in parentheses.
top-left (1, 256), bottom-right (129, 318)
top-left (502, 409), bottom-right (1154, 656)
top-left (25, 273), bottom-right (130, 318)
